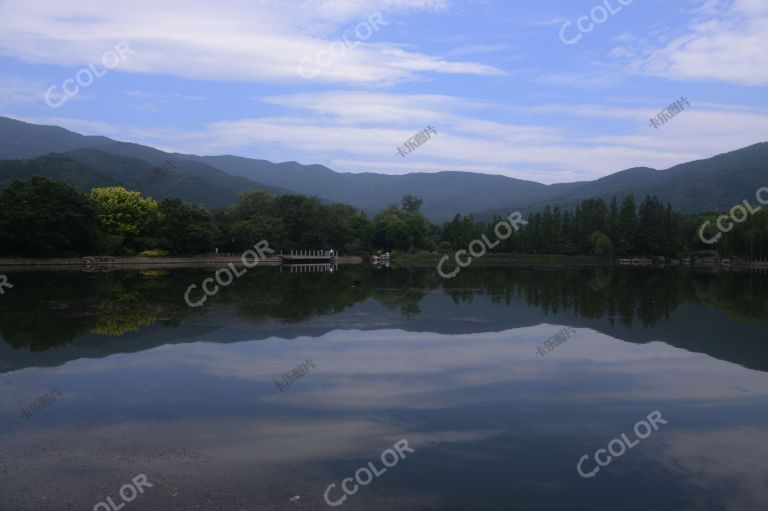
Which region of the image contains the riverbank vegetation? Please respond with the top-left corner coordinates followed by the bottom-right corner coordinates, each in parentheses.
top-left (0, 176), bottom-right (765, 259)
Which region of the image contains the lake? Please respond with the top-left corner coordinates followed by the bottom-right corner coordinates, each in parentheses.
top-left (1, 265), bottom-right (767, 510)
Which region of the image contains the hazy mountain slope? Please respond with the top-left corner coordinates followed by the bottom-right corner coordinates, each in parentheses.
top-left (0, 154), bottom-right (118, 191)
top-left (63, 149), bottom-right (289, 206)
top-left (65, 149), bottom-right (283, 207)
top-left (195, 155), bottom-right (550, 220)
top-left (0, 148), bottom-right (289, 209)
top-left (196, 145), bottom-right (767, 220)
top-left (0, 118), bottom-right (289, 208)
top-left (2, 116), bottom-right (766, 221)
top-left (478, 143), bottom-right (768, 219)
top-left (0, 117), bottom-right (115, 159)
top-left (651, 142), bottom-right (768, 210)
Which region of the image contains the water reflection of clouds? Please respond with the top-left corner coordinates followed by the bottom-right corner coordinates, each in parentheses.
top-left (91, 326), bottom-right (768, 409)
top-left (48, 328), bottom-right (768, 405)
top-left (5, 325), bottom-right (768, 510)
top-left (652, 427), bottom-right (768, 510)
top-left (0, 415), bottom-right (493, 509)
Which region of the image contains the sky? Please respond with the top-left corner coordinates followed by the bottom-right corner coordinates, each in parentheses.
top-left (0, 0), bottom-right (766, 184)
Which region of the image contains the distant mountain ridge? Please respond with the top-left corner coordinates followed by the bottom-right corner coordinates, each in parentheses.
top-left (1, 116), bottom-right (766, 220)
top-left (0, 117), bottom-right (289, 209)
top-left (477, 144), bottom-right (768, 221)
top-left (187, 154), bottom-right (553, 220)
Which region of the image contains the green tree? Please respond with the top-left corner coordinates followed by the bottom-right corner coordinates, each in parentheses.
top-left (91, 187), bottom-right (159, 246)
top-left (240, 190), bottom-right (277, 218)
top-left (157, 198), bottom-right (218, 254)
top-left (0, 177), bottom-right (104, 256)
top-left (230, 216), bottom-right (287, 249)
top-left (374, 204), bottom-right (431, 251)
top-left (590, 230), bottom-right (614, 257)
top-left (401, 194), bottom-right (424, 213)
top-left (637, 195), bottom-right (666, 255)
top-left (608, 196), bottom-right (619, 244)
top-left (347, 214), bottom-right (375, 253)
top-left (617, 194), bottom-right (638, 255)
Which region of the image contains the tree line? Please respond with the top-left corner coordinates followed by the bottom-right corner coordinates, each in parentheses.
top-left (3, 266), bottom-right (768, 352)
top-left (0, 177), bottom-right (430, 257)
top-left (0, 176), bottom-right (765, 258)
top-left (440, 196), bottom-right (768, 259)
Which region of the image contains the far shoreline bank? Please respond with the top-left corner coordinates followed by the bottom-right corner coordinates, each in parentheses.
top-left (0, 255), bottom-right (363, 272)
top-left (1, 253), bottom-right (767, 272)
top-left (391, 252), bottom-right (768, 270)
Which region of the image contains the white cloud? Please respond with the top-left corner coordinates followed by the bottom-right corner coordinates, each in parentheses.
top-left (0, 0), bottom-right (503, 85)
top-left (0, 79), bottom-right (44, 105)
top-left (0, 77), bottom-right (75, 106)
top-left (620, 0), bottom-right (768, 86)
top-left (655, 427), bottom-right (768, 510)
top-left (9, 89), bottom-right (768, 183)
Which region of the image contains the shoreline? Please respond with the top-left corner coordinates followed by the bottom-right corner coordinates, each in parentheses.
top-left (0, 255), bottom-right (363, 272)
top-left (392, 253), bottom-right (768, 270)
top-left (1, 253), bottom-right (766, 272)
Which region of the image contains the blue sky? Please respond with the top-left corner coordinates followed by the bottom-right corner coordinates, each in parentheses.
top-left (0, 0), bottom-right (766, 183)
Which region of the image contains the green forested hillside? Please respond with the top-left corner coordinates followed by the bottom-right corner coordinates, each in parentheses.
top-left (1, 116), bottom-right (766, 221)
top-left (479, 143), bottom-right (768, 219)
top-left (0, 149), bottom-right (287, 209)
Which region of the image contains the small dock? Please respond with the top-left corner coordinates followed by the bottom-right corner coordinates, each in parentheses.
top-left (279, 250), bottom-right (336, 263)
top-left (281, 263), bottom-right (337, 273)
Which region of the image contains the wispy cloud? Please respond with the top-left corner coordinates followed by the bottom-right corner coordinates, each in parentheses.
top-left (618, 0), bottom-right (768, 86)
top-left (0, 0), bottom-right (502, 85)
top-left (12, 89), bottom-right (767, 183)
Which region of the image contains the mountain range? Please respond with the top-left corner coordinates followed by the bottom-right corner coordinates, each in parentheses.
top-left (1, 116), bottom-right (766, 221)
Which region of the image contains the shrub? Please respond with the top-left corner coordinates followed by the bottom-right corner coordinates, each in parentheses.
top-left (139, 249), bottom-right (170, 257)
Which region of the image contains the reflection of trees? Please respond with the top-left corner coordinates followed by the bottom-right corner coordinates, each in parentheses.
top-left (0, 272), bottom-right (100, 350)
top-left (0, 309), bottom-right (94, 352)
top-left (221, 267), bottom-right (374, 323)
top-left (369, 267), bottom-right (429, 317)
top-left (90, 292), bottom-right (158, 336)
top-left (223, 266), bottom-right (432, 323)
top-left (689, 272), bottom-right (768, 324)
top-left (1, 265), bottom-right (766, 353)
top-left (440, 267), bottom-right (767, 327)
top-left (373, 289), bottom-right (424, 317)
top-left (0, 271), bottom-right (201, 349)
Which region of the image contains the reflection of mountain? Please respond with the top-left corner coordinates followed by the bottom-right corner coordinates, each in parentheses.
top-left (1, 267), bottom-right (767, 373)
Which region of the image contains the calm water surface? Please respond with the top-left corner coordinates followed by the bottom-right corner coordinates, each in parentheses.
top-left (1, 266), bottom-right (767, 510)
